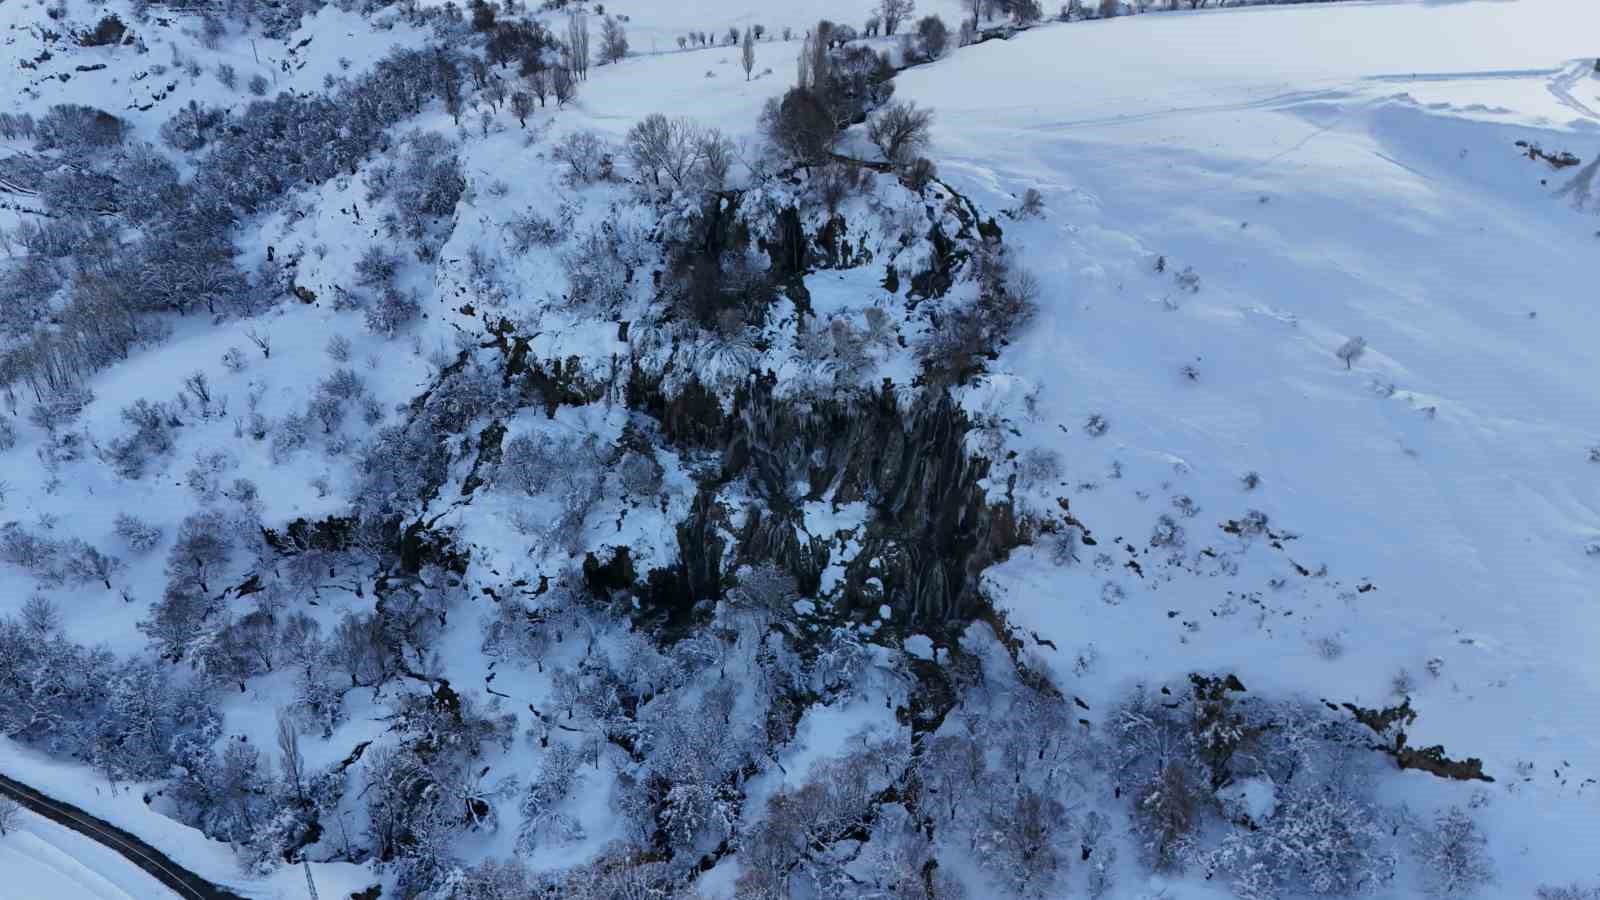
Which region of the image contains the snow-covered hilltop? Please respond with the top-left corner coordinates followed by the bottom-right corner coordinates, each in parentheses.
top-left (2, 0), bottom-right (1598, 898)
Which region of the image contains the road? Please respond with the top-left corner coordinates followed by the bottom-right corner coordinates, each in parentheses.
top-left (0, 773), bottom-right (251, 900)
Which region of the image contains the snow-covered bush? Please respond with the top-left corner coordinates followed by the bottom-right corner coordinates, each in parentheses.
top-left (1207, 779), bottom-right (1396, 898)
top-left (516, 742), bottom-right (586, 852)
top-left (114, 512), bottom-right (163, 554)
top-left (33, 104), bottom-right (127, 154)
top-left (617, 447), bottom-right (663, 498)
top-left (355, 245), bottom-right (401, 290)
top-left (27, 386), bottom-right (93, 433)
top-left (507, 208), bottom-right (565, 253)
top-left (1018, 187), bottom-right (1046, 218)
top-left (366, 287), bottom-right (422, 338)
top-left (271, 411), bottom-right (312, 463)
top-left (160, 101), bottom-right (226, 152)
top-left (1151, 513), bottom-right (1186, 549)
top-left (326, 334), bottom-right (353, 362)
top-left (1419, 806), bottom-right (1493, 898)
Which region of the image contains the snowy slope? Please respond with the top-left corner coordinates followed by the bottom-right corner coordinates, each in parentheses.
top-left (894, 0), bottom-right (1600, 889)
top-left (3, 0), bottom-right (1600, 897)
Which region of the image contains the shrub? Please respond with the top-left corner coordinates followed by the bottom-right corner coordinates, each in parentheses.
top-left (355, 246), bottom-right (400, 289)
top-left (366, 288), bottom-right (421, 338)
top-left (1336, 335), bottom-right (1367, 369)
top-left (904, 156), bottom-right (937, 191)
top-left (28, 388), bottom-right (93, 433)
top-left (79, 14), bottom-right (127, 47)
top-left (326, 334), bottom-right (353, 362)
top-left (103, 397), bottom-right (176, 477)
top-left (1019, 187), bottom-right (1045, 218)
top-left (551, 131), bottom-right (614, 184)
top-left (160, 101), bottom-right (226, 152)
top-left (1420, 806), bottom-right (1493, 898)
top-left (34, 105), bottom-right (126, 154)
top-left (507, 209), bottom-right (563, 253)
top-left (114, 513), bottom-right (163, 554)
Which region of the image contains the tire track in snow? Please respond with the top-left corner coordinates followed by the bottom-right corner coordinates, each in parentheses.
top-left (1025, 87), bottom-right (1350, 132)
top-left (1546, 61), bottom-right (1600, 122)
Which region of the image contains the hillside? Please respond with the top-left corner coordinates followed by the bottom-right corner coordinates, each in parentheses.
top-left (1, 0), bottom-right (1598, 898)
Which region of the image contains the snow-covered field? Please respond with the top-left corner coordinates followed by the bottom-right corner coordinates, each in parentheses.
top-left (3, 0), bottom-right (1600, 896)
top-left (896, 0), bottom-right (1600, 887)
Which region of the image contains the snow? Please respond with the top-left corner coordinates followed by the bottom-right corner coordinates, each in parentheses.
top-left (0, 738), bottom-right (374, 898)
top-left (893, 0), bottom-right (1600, 890)
top-left (4, 0), bottom-right (1600, 894)
top-left (0, 807), bottom-right (176, 900)
top-left (1219, 776), bottom-right (1279, 824)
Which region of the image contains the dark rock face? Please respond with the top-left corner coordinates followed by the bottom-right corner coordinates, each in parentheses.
top-left (623, 372), bottom-right (1025, 626)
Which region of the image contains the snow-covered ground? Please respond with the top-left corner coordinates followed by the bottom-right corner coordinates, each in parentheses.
top-left (0, 806), bottom-right (175, 900)
top-left (894, 0), bottom-right (1600, 888)
top-left (4, 0), bottom-right (1600, 895)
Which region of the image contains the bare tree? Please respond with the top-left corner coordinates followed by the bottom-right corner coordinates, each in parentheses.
top-left (625, 115), bottom-right (725, 191)
top-left (276, 710), bottom-right (305, 803)
top-left (599, 15), bottom-right (627, 64)
top-left (565, 10), bottom-right (590, 81)
top-left (245, 327), bottom-right (271, 359)
top-left (552, 64), bottom-right (577, 107)
top-left (880, 0), bottom-right (916, 35)
top-left (741, 27), bottom-right (756, 81)
top-left (868, 100), bottom-right (934, 165)
top-left (1336, 335), bottom-right (1367, 369)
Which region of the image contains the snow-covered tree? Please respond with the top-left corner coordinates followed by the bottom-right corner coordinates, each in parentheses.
top-left (1206, 778), bottom-right (1396, 899)
top-left (1420, 806), bottom-right (1493, 898)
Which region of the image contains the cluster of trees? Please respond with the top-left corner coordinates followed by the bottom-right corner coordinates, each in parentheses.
top-left (0, 595), bottom-right (220, 783)
top-left (0, 41), bottom-right (471, 419)
top-left (677, 25), bottom-right (767, 50)
top-left (444, 545), bottom-right (1504, 900)
top-left (762, 20), bottom-right (898, 168)
top-left (1106, 676), bottom-right (1496, 898)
